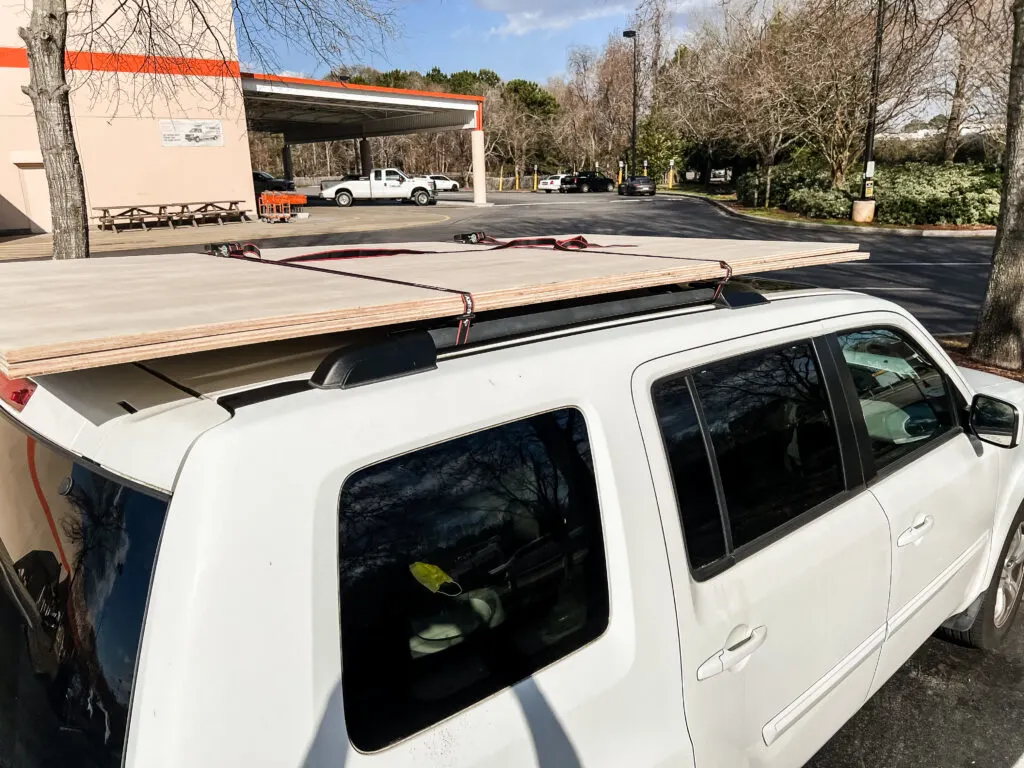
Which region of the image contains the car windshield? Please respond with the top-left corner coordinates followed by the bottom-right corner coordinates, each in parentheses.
top-left (255, 171), bottom-right (273, 180)
top-left (631, 176), bottom-right (652, 183)
top-left (0, 415), bottom-right (169, 768)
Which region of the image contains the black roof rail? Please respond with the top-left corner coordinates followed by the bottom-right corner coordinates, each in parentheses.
top-left (217, 277), bottom-right (797, 412)
top-left (311, 330), bottom-right (437, 390)
top-left (428, 284), bottom-right (720, 349)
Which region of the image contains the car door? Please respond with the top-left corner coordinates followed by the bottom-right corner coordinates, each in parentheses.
top-left (370, 169), bottom-right (384, 198)
top-left (822, 318), bottom-right (998, 690)
top-left (634, 331), bottom-right (892, 768)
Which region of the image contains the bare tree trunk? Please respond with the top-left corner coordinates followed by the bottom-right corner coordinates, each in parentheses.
top-left (19, 0), bottom-right (89, 259)
top-left (764, 163), bottom-right (773, 209)
top-left (944, 59), bottom-right (970, 163)
top-left (968, 0), bottom-right (1024, 369)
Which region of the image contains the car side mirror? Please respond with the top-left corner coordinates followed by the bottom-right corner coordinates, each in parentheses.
top-left (970, 393), bottom-right (1020, 448)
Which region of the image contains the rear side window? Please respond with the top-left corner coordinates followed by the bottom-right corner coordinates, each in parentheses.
top-left (338, 408), bottom-right (608, 751)
top-left (0, 416), bottom-right (168, 768)
top-left (652, 377), bottom-right (726, 569)
top-left (693, 342), bottom-right (843, 549)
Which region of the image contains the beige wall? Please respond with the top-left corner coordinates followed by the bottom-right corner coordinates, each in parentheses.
top-left (0, 0), bottom-right (255, 234)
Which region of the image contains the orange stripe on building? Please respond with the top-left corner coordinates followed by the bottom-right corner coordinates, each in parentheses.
top-left (0, 46), bottom-right (240, 78)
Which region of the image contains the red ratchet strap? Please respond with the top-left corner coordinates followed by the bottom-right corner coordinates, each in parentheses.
top-left (466, 234), bottom-right (621, 251)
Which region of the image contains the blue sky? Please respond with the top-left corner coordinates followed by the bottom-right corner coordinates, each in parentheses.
top-left (273, 0), bottom-right (637, 85)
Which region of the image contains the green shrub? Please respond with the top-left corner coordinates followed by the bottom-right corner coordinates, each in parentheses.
top-left (784, 188), bottom-right (853, 220)
top-left (738, 160), bottom-right (1001, 226)
top-left (736, 164), bottom-right (831, 207)
top-left (874, 164), bottom-right (1002, 226)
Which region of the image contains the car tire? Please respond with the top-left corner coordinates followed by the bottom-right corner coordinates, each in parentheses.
top-left (413, 190), bottom-right (431, 206)
top-left (580, 183), bottom-right (590, 193)
top-left (606, 182), bottom-right (614, 192)
top-left (545, 189), bottom-right (553, 194)
top-left (335, 190), bottom-right (353, 208)
top-left (941, 502), bottom-right (1024, 649)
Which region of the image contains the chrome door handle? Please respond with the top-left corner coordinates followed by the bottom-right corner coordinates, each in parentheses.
top-left (697, 625), bottom-right (768, 680)
top-left (898, 515), bottom-right (935, 547)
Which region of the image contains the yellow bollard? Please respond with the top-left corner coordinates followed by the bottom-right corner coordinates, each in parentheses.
top-left (533, 170), bottom-right (538, 191)
top-left (618, 167), bottom-right (623, 185)
top-left (499, 164), bottom-right (504, 192)
top-left (515, 172), bottom-right (520, 191)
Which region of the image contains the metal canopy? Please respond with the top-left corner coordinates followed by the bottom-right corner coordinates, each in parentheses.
top-left (241, 73), bottom-right (483, 145)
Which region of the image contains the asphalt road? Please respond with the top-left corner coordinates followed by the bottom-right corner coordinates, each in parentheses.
top-left (121, 192), bottom-right (1015, 766)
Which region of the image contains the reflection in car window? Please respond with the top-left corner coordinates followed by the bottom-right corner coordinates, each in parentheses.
top-left (338, 409), bottom-right (608, 751)
top-left (0, 417), bottom-right (168, 768)
top-left (652, 376), bottom-right (727, 569)
top-left (693, 342), bottom-right (844, 549)
top-left (837, 328), bottom-right (956, 470)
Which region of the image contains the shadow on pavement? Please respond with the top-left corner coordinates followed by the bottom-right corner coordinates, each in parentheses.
top-left (810, 620), bottom-right (1024, 768)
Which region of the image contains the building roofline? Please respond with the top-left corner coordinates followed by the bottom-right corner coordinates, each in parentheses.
top-left (240, 71), bottom-right (486, 103)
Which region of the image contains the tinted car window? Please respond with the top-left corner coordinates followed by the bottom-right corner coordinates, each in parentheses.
top-left (338, 408), bottom-right (608, 751)
top-left (652, 376), bottom-right (727, 569)
top-left (837, 328), bottom-right (956, 470)
top-left (0, 417), bottom-right (168, 768)
top-left (693, 342), bottom-right (844, 549)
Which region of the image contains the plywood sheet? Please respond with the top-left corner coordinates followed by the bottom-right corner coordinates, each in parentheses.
top-left (0, 235), bottom-right (866, 377)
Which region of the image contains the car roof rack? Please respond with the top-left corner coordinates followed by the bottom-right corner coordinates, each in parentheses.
top-left (216, 277), bottom-right (800, 412)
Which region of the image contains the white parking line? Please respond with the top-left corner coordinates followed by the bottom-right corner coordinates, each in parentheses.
top-left (841, 287), bottom-right (932, 292)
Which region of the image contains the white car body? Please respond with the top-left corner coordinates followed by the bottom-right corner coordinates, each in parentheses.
top-left (539, 174), bottom-right (567, 193)
top-left (320, 168), bottom-right (436, 206)
top-left (429, 174), bottom-right (460, 191)
top-left (2, 280), bottom-right (1023, 768)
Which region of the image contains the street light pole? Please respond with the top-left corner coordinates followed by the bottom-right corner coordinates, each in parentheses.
top-left (861, 0), bottom-right (885, 200)
top-left (623, 29), bottom-right (638, 178)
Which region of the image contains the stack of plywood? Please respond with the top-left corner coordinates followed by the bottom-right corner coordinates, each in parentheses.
top-left (0, 235), bottom-right (866, 377)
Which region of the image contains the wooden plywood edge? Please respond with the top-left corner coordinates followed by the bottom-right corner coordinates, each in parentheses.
top-left (0, 246), bottom-right (869, 379)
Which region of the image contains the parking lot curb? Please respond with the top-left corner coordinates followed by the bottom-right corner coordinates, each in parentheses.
top-left (668, 192), bottom-right (997, 239)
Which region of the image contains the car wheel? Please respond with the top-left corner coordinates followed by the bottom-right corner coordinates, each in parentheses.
top-left (414, 190), bottom-right (431, 206)
top-left (580, 183), bottom-right (590, 193)
top-left (545, 189), bottom-right (553, 194)
top-left (453, 184), bottom-right (459, 192)
top-left (606, 182), bottom-right (615, 192)
top-left (335, 190), bottom-right (353, 207)
top-left (941, 503), bottom-right (1024, 649)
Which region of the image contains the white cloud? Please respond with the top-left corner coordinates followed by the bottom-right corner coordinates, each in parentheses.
top-left (277, 69), bottom-right (310, 78)
top-left (475, 0), bottom-right (630, 36)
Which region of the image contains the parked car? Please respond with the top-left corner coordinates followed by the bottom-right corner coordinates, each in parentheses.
top-left (619, 176), bottom-right (656, 196)
top-left (561, 171), bottom-right (616, 193)
top-left (252, 170), bottom-right (295, 194)
top-left (709, 168), bottom-right (729, 184)
top-left (320, 168), bottom-right (437, 207)
top-left (3, 274), bottom-right (1024, 767)
top-left (538, 174), bottom-right (567, 193)
top-left (429, 174), bottom-right (460, 192)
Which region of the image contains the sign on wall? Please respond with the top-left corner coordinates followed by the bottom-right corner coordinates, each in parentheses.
top-left (160, 120), bottom-right (224, 147)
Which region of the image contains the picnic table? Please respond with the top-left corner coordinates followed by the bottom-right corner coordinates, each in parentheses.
top-left (93, 201), bottom-right (251, 232)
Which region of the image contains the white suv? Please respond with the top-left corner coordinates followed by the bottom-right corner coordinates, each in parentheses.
top-left (1, 278), bottom-right (1022, 768)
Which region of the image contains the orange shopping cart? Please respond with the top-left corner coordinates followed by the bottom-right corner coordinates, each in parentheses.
top-left (259, 192), bottom-right (307, 223)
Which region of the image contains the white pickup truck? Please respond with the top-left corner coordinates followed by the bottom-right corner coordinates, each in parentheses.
top-left (320, 168), bottom-right (437, 207)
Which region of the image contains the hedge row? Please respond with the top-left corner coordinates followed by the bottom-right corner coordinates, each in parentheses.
top-left (736, 162), bottom-right (1002, 226)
